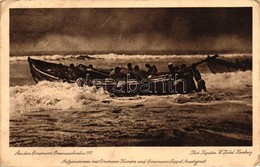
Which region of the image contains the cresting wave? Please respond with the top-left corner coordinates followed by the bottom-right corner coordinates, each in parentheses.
top-left (203, 70), bottom-right (252, 91)
top-left (9, 53), bottom-right (251, 62)
top-left (10, 81), bottom-right (109, 115)
top-left (10, 71), bottom-right (252, 114)
top-left (9, 54), bottom-right (87, 62)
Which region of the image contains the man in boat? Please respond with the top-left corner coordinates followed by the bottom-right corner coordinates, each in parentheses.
top-left (191, 64), bottom-right (207, 92)
top-left (168, 62), bottom-right (176, 78)
top-left (180, 64), bottom-right (187, 69)
top-left (77, 64), bottom-right (87, 73)
top-left (109, 66), bottom-right (126, 80)
top-left (127, 63), bottom-right (134, 71)
top-left (177, 64), bottom-right (187, 78)
top-left (88, 64), bottom-right (94, 69)
top-left (168, 62), bottom-right (184, 81)
top-left (66, 63), bottom-right (85, 81)
top-left (55, 63), bottom-right (66, 81)
top-left (184, 70), bottom-right (197, 93)
top-left (86, 64), bottom-right (110, 75)
top-left (133, 65), bottom-right (148, 81)
top-left (168, 62), bottom-right (174, 73)
top-left (121, 63), bottom-right (135, 78)
top-left (145, 63), bottom-right (158, 75)
top-left (172, 63), bottom-right (197, 93)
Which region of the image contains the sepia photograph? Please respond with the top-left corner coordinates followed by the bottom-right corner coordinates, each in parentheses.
top-left (8, 7), bottom-right (253, 147)
top-left (1, 0), bottom-right (260, 166)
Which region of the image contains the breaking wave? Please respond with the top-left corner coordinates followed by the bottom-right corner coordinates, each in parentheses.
top-left (10, 81), bottom-right (109, 115)
top-left (203, 70), bottom-right (252, 91)
top-left (10, 71), bottom-right (252, 114)
top-left (9, 53), bottom-right (251, 62)
top-left (86, 53), bottom-right (251, 60)
top-left (9, 54), bottom-right (93, 62)
top-left (173, 70), bottom-right (252, 103)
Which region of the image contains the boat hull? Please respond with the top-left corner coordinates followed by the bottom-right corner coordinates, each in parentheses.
top-left (28, 57), bottom-right (109, 83)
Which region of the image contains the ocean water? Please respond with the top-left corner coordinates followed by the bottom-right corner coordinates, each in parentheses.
top-left (9, 54), bottom-right (252, 146)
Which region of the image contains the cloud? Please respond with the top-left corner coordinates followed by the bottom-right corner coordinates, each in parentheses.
top-left (10, 8), bottom-right (252, 55)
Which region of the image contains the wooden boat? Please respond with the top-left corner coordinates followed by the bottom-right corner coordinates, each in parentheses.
top-left (28, 57), bottom-right (191, 95)
top-left (28, 57), bottom-right (109, 83)
top-left (206, 55), bottom-right (252, 74)
top-left (28, 55), bottom-right (220, 95)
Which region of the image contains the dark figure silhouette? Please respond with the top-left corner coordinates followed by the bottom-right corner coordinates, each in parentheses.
top-left (125, 63), bottom-right (135, 78)
top-left (168, 62), bottom-right (175, 74)
top-left (55, 63), bottom-right (66, 81)
top-left (66, 64), bottom-right (85, 80)
top-left (109, 67), bottom-right (126, 80)
top-left (134, 65), bottom-right (147, 81)
top-left (192, 65), bottom-right (207, 92)
top-left (127, 63), bottom-right (134, 71)
top-left (145, 63), bottom-right (158, 75)
top-left (88, 64), bottom-right (93, 69)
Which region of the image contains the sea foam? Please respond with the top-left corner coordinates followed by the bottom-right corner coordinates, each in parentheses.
top-left (10, 71), bottom-right (252, 114)
top-left (10, 81), bottom-right (109, 115)
top-left (9, 53), bottom-right (251, 62)
top-left (203, 70), bottom-right (252, 91)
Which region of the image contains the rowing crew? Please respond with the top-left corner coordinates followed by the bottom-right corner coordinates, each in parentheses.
top-left (55, 62), bottom-right (207, 92)
top-left (107, 62), bottom-right (206, 92)
top-left (109, 63), bottom-right (157, 81)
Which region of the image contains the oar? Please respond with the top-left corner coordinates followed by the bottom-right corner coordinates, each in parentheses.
top-left (178, 54), bottom-right (219, 73)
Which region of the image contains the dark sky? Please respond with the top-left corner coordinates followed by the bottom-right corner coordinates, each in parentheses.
top-left (10, 8), bottom-right (252, 55)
